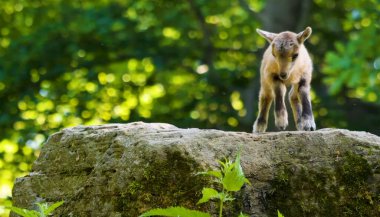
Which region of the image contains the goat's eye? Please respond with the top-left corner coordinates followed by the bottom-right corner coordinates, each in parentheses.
top-left (292, 53), bottom-right (299, 61)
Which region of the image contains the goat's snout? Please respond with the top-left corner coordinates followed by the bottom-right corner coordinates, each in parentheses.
top-left (279, 72), bottom-right (287, 80)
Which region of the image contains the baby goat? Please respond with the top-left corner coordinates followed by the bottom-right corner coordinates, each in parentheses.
top-left (253, 27), bottom-right (316, 133)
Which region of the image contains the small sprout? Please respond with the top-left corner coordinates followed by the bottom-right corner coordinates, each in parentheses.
top-left (140, 149), bottom-right (250, 217)
top-left (8, 201), bottom-right (64, 217)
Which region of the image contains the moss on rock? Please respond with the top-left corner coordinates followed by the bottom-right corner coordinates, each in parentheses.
top-left (117, 150), bottom-right (209, 216)
top-left (266, 152), bottom-right (380, 217)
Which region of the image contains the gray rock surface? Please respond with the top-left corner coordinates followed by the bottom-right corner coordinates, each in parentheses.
top-left (12, 122), bottom-right (380, 217)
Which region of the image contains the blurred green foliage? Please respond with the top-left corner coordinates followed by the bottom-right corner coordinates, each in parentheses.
top-left (0, 0), bottom-right (379, 216)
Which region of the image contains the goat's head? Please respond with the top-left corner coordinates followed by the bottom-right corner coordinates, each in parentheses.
top-left (256, 27), bottom-right (312, 80)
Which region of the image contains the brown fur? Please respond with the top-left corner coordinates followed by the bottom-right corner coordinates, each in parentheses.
top-left (253, 27), bottom-right (316, 133)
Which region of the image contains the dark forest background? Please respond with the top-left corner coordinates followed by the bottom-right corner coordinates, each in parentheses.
top-left (0, 0), bottom-right (379, 214)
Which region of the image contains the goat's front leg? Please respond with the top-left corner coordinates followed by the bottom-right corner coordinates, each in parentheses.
top-left (289, 85), bottom-right (302, 127)
top-left (298, 79), bottom-right (316, 131)
top-left (274, 82), bottom-right (288, 130)
top-left (253, 89), bottom-right (273, 133)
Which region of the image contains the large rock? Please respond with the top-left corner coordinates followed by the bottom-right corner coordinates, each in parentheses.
top-left (12, 122), bottom-right (380, 217)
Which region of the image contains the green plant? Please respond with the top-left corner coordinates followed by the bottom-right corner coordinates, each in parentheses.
top-left (8, 201), bottom-right (64, 217)
top-left (278, 210), bottom-right (284, 217)
top-left (139, 152), bottom-right (250, 217)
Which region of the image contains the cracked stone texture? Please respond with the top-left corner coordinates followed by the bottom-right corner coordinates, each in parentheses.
top-left (11, 122), bottom-right (380, 217)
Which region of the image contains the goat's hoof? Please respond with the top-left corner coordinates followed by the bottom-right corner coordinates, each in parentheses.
top-left (275, 118), bottom-right (288, 131)
top-left (277, 126), bottom-right (287, 131)
top-left (253, 121), bottom-right (267, 133)
top-left (297, 118), bottom-right (316, 131)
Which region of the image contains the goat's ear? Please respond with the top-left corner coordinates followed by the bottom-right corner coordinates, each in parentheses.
top-left (256, 29), bottom-right (278, 43)
top-left (297, 27), bottom-right (312, 43)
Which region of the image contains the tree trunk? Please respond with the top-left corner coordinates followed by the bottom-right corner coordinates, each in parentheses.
top-left (260, 0), bottom-right (312, 32)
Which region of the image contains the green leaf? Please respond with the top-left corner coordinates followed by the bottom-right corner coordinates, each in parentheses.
top-left (8, 206), bottom-right (39, 217)
top-left (197, 170), bottom-right (222, 179)
top-left (42, 201), bottom-right (64, 215)
top-left (139, 206), bottom-right (211, 217)
top-left (221, 152), bottom-right (250, 192)
top-left (219, 192), bottom-right (235, 202)
top-left (335, 42), bottom-right (345, 54)
top-left (328, 76), bottom-right (344, 95)
top-left (36, 203), bottom-right (48, 216)
top-left (8, 201), bottom-right (64, 217)
top-left (197, 188), bottom-right (220, 204)
top-left (237, 212), bottom-right (249, 217)
top-left (278, 210), bottom-right (285, 217)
